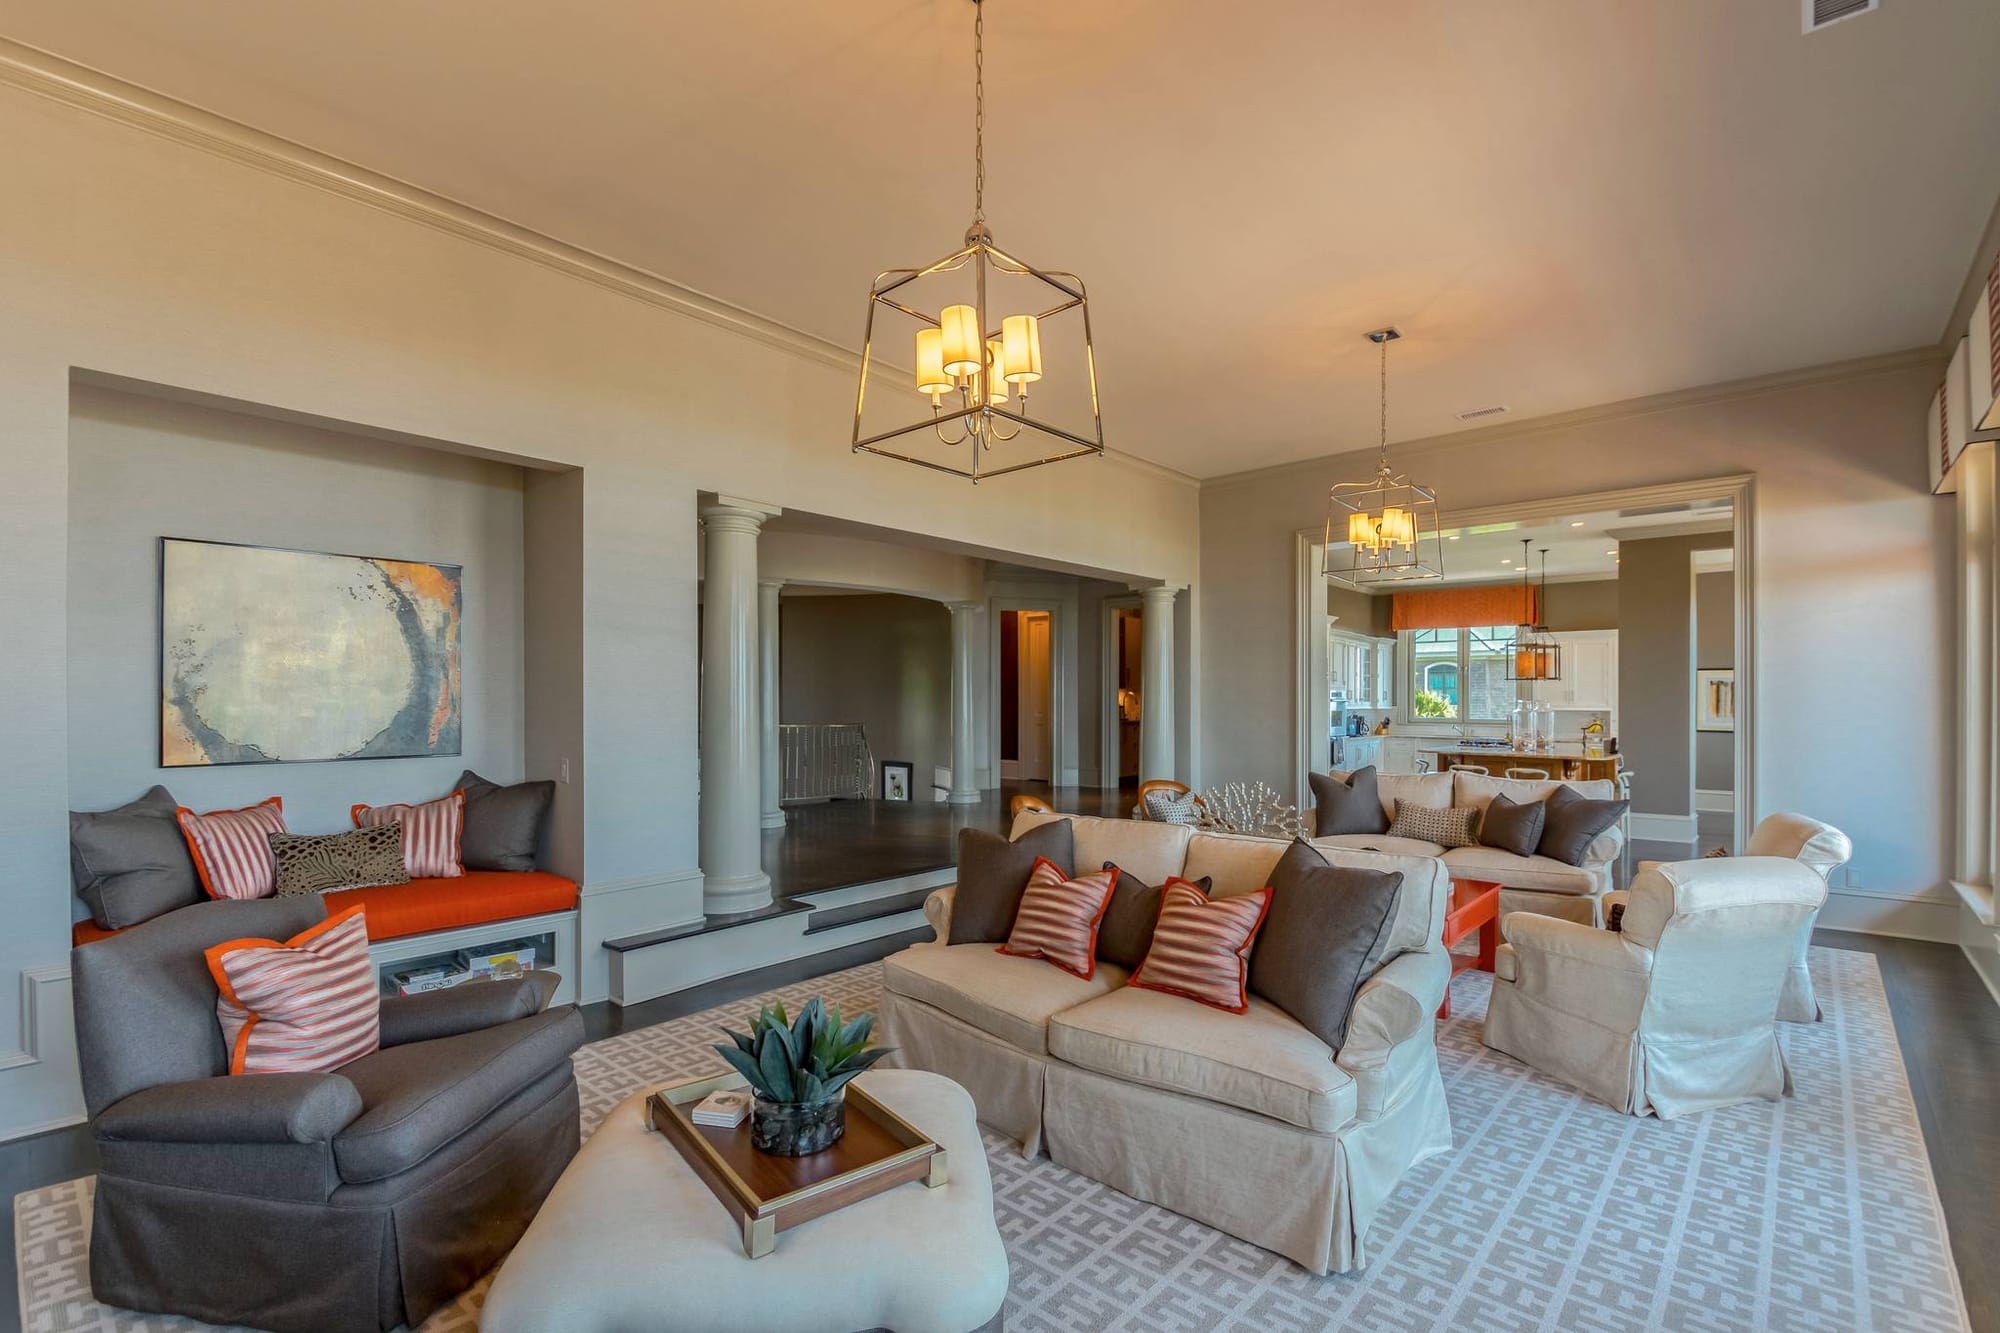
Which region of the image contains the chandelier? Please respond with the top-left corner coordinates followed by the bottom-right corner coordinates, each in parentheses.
top-left (849, 0), bottom-right (1104, 481)
top-left (1324, 329), bottom-right (1444, 587)
top-left (1509, 540), bottom-right (1564, 681)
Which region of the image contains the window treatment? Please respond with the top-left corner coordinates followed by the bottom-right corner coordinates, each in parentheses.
top-left (1390, 585), bottom-right (1536, 632)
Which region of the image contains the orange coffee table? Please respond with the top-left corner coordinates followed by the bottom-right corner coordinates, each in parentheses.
top-left (1439, 879), bottom-right (1501, 1020)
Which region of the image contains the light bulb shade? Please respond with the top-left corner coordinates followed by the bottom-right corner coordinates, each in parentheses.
top-left (1380, 507), bottom-right (1414, 546)
top-left (985, 340), bottom-right (1009, 403)
top-left (914, 328), bottom-right (952, 394)
top-left (1347, 511), bottom-right (1379, 549)
top-left (1001, 314), bottom-right (1043, 383)
top-left (939, 304), bottom-right (982, 376)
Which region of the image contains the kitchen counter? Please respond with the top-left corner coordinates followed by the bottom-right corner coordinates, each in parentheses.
top-left (1417, 743), bottom-right (1623, 783)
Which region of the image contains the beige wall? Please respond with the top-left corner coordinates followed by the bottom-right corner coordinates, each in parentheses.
top-left (1201, 360), bottom-right (1954, 919)
top-left (0, 76), bottom-right (1198, 1136)
top-left (779, 595), bottom-right (951, 792)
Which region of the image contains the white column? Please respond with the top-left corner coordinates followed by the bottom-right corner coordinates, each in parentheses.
top-left (1139, 585), bottom-right (1181, 782)
top-left (699, 499), bottom-right (776, 914)
top-left (972, 606), bottom-right (994, 789)
top-left (948, 601), bottom-right (982, 805)
top-left (759, 578), bottom-right (786, 830)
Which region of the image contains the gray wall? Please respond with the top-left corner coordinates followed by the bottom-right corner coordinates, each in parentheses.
top-left (1327, 583), bottom-right (1395, 635)
top-left (780, 594), bottom-right (951, 795)
top-left (66, 385), bottom-right (528, 843)
top-left (1617, 533), bottom-right (1731, 818)
top-left (1696, 569), bottom-right (1736, 794)
top-left (1544, 578), bottom-right (1620, 631)
top-left (1199, 362), bottom-right (1953, 901)
top-left (524, 469), bottom-right (585, 880)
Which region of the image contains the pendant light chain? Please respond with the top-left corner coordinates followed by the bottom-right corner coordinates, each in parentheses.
top-left (973, 0), bottom-right (986, 224)
top-left (1378, 333), bottom-right (1389, 463)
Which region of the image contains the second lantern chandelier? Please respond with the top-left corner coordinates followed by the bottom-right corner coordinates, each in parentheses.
top-left (849, 0), bottom-right (1105, 481)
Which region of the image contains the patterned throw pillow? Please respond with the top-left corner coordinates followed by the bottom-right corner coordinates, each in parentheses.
top-left (998, 858), bottom-right (1118, 979)
top-left (1386, 799), bottom-right (1478, 849)
top-left (1131, 879), bottom-right (1273, 1013)
top-left (205, 905), bottom-right (379, 1075)
top-left (352, 790), bottom-right (465, 879)
top-left (176, 798), bottom-right (289, 900)
top-left (1142, 788), bottom-right (1203, 825)
top-left (270, 826), bottom-right (411, 896)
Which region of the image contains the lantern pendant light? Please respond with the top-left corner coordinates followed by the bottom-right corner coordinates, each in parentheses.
top-left (1324, 329), bottom-right (1444, 588)
top-left (850, 0), bottom-right (1104, 481)
top-left (1510, 541), bottom-right (1564, 682)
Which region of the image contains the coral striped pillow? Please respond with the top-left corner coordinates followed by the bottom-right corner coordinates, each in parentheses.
top-left (1131, 879), bottom-right (1273, 1013)
top-left (204, 905), bottom-right (380, 1075)
top-left (352, 790), bottom-right (465, 878)
top-left (997, 858), bottom-right (1118, 979)
top-left (176, 797), bottom-right (288, 901)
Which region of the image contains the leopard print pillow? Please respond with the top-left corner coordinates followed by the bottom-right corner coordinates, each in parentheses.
top-left (269, 824), bottom-right (410, 896)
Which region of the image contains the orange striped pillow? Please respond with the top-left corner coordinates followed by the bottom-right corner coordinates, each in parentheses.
top-left (204, 905), bottom-right (380, 1075)
top-left (176, 797), bottom-right (288, 900)
top-left (1131, 879), bottom-right (1273, 1013)
top-left (352, 790), bottom-right (465, 879)
top-left (997, 858), bottom-right (1118, 979)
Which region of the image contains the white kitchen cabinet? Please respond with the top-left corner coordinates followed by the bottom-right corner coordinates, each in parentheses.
top-left (1330, 631), bottom-right (1394, 708)
top-left (1379, 737), bottom-right (1418, 775)
top-left (1341, 737), bottom-right (1382, 772)
top-left (1530, 630), bottom-right (1617, 714)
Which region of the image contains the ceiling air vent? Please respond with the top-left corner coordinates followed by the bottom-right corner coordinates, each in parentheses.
top-left (1804, 0), bottom-right (1877, 33)
top-left (1455, 405), bottom-right (1510, 422)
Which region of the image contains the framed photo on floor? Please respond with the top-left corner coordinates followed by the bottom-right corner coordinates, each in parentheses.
top-left (1696, 668), bottom-right (1735, 732)
top-left (880, 761), bottom-right (914, 802)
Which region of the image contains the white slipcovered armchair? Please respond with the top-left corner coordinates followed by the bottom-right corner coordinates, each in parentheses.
top-left (1631, 812), bottom-right (1852, 1022)
top-left (1482, 856), bottom-right (1828, 1119)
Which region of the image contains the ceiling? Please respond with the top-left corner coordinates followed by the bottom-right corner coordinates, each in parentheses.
top-left (6, 1), bottom-right (1998, 478)
top-left (1425, 502), bottom-right (1733, 587)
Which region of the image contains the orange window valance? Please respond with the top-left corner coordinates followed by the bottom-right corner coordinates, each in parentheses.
top-left (1391, 585), bottom-right (1536, 632)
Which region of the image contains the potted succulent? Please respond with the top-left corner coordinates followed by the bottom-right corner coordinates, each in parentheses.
top-left (713, 998), bottom-right (892, 1156)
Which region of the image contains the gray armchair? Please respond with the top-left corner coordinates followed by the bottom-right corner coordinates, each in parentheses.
top-left (72, 896), bottom-right (585, 1332)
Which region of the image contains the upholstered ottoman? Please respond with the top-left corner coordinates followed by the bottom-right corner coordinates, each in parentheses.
top-left (482, 1069), bottom-right (1008, 1333)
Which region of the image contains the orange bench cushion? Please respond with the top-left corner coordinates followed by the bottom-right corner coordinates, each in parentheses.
top-left (72, 871), bottom-right (579, 948)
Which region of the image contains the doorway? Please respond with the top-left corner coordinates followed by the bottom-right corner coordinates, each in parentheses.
top-left (1000, 610), bottom-right (1054, 783)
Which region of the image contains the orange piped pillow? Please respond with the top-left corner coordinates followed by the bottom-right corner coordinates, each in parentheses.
top-left (352, 790), bottom-right (465, 879)
top-left (997, 858), bottom-right (1117, 979)
top-left (205, 905), bottom-right (379, 1075)
top-left (1130, 880), bottom-right (1272, 1013)
top-left (175, 797), bottom-right (288, 901)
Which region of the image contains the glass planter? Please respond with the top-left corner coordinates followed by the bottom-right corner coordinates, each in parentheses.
top-left (751, 1091), bottom-right (847, 1156)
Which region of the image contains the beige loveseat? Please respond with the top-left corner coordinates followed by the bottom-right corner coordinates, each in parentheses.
top-left (878, 811), bottom-right (1453, 1275)
top-left (1319, 769), bottom-right (1624, 926)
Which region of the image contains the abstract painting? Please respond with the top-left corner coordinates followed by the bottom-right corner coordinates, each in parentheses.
top-left (1696, 667), bottom-right (1735, 733)
top-left (161, 538), bottom-right (462, 766)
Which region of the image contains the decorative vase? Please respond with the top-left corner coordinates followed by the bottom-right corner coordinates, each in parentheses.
top-left (750, 1091), bottom-right (847, 1156)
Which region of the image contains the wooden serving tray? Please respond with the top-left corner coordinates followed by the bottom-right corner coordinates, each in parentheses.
top-left (644, 1071), bottom-right (947, 1258)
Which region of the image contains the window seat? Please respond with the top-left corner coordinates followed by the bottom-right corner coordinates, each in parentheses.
top-left (71, 871), bottom-right (581, 947)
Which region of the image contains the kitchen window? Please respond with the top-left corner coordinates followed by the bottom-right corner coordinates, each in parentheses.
top-left (1408, 624), bottom-right (1517, 722)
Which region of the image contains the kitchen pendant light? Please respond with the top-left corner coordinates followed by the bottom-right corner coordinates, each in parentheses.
top-left (1510, 541), bottom-right (1563, 682)
top-left (1324, 329), bottom-right (1444, 587)
top-left (849, 0), bottom-right (1104, 481)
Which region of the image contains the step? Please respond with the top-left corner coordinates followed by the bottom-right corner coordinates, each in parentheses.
top-left (803, 887), bottom-right (933, 936)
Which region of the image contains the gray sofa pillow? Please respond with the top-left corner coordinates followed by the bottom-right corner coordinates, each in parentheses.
top-left (71, 786), bottom-right (203, 930)
top-left (1096, 864), bottom-right (1214, 971)
top-left (1246, 839), bottom-right (1403, 1050)
top-left (457, 770), bottom-right (556, 873)
top-left (948, 820), bottom-right (1075, 946)
top-left (1537, 784), bottom-right (1629, 866)
top-left (1309, 766), bottom-right (1390, 836)
top-left (1477, 792), bottom-right (1546, 858)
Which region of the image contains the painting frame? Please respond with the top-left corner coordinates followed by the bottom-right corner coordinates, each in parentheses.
top-left (1695, 667), bottom-right (1735, 733)
top-left (159, 536), bottom-right (464, 767)
top-left (880, 760), bottom-right (914, 803)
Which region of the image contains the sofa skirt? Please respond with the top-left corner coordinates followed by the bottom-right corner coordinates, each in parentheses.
top-left (1041, 1059), bottom-right (1451, 1275)
top-left (880, 990), bottom-right (1050, 1156)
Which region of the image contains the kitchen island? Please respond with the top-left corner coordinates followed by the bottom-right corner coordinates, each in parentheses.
top-left (1416, 744), bottom-right (1623, 783)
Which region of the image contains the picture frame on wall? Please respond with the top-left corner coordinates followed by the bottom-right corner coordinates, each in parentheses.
top-left (880, 761), bottom-right (914, 802)
top-left (1696, 667), bottom-right (1735, 733)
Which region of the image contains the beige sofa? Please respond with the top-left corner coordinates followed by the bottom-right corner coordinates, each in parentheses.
top-left (879, 811), bottom-right (1453, 1275)
top-left (1320, 769), bottom-right (1624, 926)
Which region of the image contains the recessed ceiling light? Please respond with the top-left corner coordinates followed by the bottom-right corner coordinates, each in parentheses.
top-left (1447, 534), bottom-right (1460, 540)
top-left (1605, 550), bottom-right (1616, 555)
top-left (1569, 520), bottom-right (1585, 527)
top-left (1501, 558), bottom-right (1513, 565)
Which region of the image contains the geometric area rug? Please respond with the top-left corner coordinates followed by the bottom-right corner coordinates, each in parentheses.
top-left (16, 945), bottom-right (1969, 1332)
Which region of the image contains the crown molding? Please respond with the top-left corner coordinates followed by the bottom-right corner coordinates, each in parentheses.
top-left (1203, 345), bottom-right (1946, 493)
top-left (0, 37), bottom-right (1197, 490)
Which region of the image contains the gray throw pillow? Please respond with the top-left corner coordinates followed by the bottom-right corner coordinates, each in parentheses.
top-left (1096, 863), bottom-right (1214, 971)
top-left (1309, 766), bottom-right (1390, 836)
top-left (1536, 784), bottom-right (1629, 866)
top-left (457, 770), bottom-right (556, 872)
top-left (70, 786), bottom-right (203, 929)
top-left (948, 820), bottom-right (1076, 946)
top-left (1246, 839), bottom-right (1404, 1050)
top-left (271, 825), bottom-right (411, 896)
top-left (1141, 788), bottom-right (1202, 825)
top-left (1477, 792), bottom-right (1546, 858)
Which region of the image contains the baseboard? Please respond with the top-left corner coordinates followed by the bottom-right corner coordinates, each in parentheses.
top-left (1628, 812), bottom-right (1698, 842)
top-left (1964, 940), bottom-right (2000, 1010)
top-left (578, 869), bottom-right (706, 1005)
top-left (1818, 885), bottom-right (1966, 943)
top-left (0, 966), bottom-right (84, 1142)
top-left (1694, 788), bottom-right (1735, 814)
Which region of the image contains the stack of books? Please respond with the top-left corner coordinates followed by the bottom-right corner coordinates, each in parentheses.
top-left (690, 1090), bottom-right (753, 1129)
